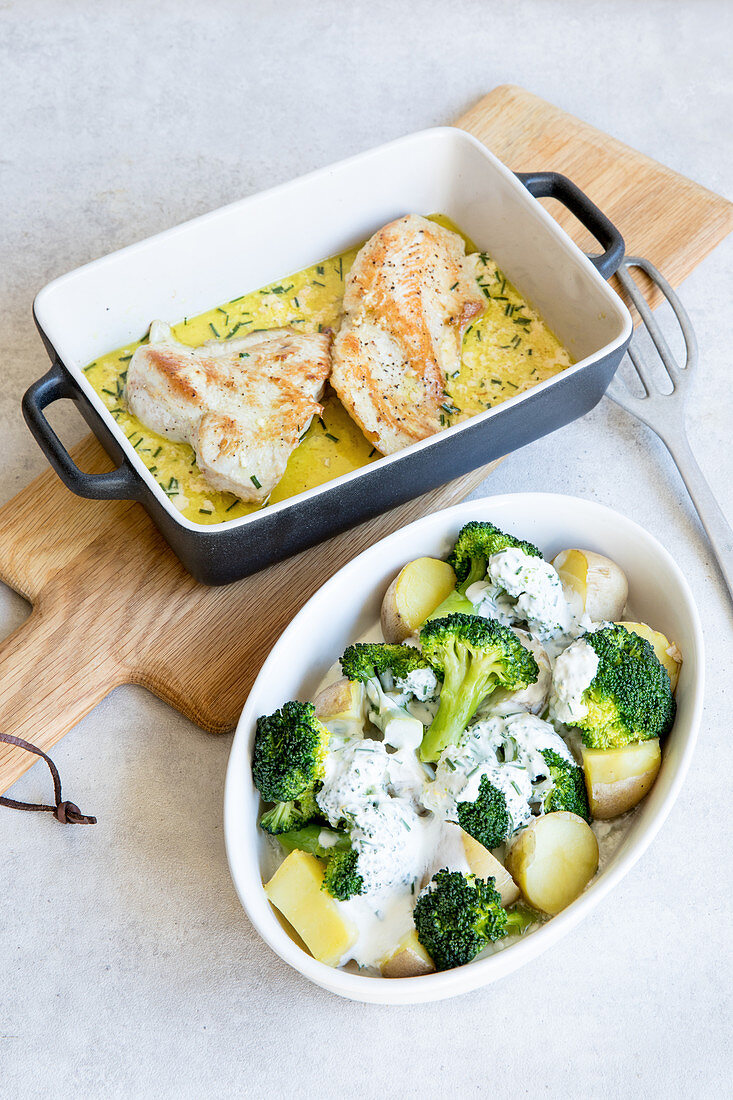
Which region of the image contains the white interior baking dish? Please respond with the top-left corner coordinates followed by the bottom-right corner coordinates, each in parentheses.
top-left (224, 493), bottom-right (704, 1003)
top-left (27, 128), bottom-right (633, 584)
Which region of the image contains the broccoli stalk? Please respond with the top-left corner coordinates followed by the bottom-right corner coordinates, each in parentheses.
top-left (418, 614), bottom-right (538, 763)
top-left (275, 825), bottom-right (364, 901)
top-left (252, 701), bottom-right (329, 835)
top-left (429, 521), bottom-right (543, 620)
top-left (577, 625), bottom-right (676, 749)
top-left (413, 869), bottom-right (529, 971)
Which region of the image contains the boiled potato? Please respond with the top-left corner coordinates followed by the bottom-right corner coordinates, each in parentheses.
top-left (380, 929), bottom-right (435, 978)
top-left (506, 812), bottom-right (599, 915)
top-left (461, 830), bottom-right (520, 907)
top-left (552, 548), bottom-right (628, 622)
top-left (381, 557), bottom-right (457, 642)
top-left (264, 850), bottom-right (358, 967)
top-left (313, 677), bottom-right (366, 737)
top-left (582, 739), bottom-right (661, 819)
top-left (617, 622), bottom-right (682, 692)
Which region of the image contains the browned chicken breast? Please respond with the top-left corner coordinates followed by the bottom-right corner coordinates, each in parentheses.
top-left (331, 215), bottom-right (485, 454)
top-left (127, 322), bottom-right (331, 501)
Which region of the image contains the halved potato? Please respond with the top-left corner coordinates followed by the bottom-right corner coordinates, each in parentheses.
top-left (552, 548), bottom-right (628, 622)
top-left (461, 830), bottom-right (520, 907)
top-left (381, 557), bottom-right (457, 642)
top-left (380, 929), bottom-right (435, 977)
top-left (313, 677), bottom-right (366, 737)
top-left (264, 850), bottom-right (358, 967)
top-left (617, 622), bottom-right (682, 692)
top-left (582, 739), bottom-right (661, 819)
top-left (506, 812), bottom-right (599, 915)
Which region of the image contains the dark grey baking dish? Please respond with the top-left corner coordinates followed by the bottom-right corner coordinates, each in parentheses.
top-left (25, 128), bottom-right (632, 585)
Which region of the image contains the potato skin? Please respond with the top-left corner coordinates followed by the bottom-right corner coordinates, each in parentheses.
top-left (313, 677), bottom-right (363, 720)
top-left (506, 812), bottom-right (599, 915)
top-left (381, 557), bottom-right (457, 642)
top-left (380, 931), bottom-right (435, 977)
top-left (553, 548), bottom-right (628, 622)
top-left (582, 739), bottom-right (662, 819)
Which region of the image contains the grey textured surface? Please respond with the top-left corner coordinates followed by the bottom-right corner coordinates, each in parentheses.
top-left (1, 1), bottom-right (732, 1096)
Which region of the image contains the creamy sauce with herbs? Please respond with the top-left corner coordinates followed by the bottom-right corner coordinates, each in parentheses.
top-left (83, 216), bottom-right (571, 525)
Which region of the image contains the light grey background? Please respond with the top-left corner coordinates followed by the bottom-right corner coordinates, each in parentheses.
top-left (1, 1), bottom-right (731, 1096)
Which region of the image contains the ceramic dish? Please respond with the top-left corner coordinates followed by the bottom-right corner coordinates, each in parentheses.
top-left (26, 129), bottom-right (631, 584)
top-left (224, 493), bottom-right (703, 1004)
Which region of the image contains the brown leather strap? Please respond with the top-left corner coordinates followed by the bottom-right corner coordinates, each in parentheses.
top-left (0, 732), bottom-right (96, 825)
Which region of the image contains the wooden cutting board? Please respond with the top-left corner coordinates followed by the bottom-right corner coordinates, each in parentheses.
top-left (1, 85), bottom-right (731, 796)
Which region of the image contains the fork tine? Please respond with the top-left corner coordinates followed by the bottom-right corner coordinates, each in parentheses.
top-left (626, 256), bottom-right (698, 372)
top-left (616, 263), bottom-right (679, 389)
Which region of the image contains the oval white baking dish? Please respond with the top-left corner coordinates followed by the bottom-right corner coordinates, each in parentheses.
top-left (224, 493), bottom-right (704, 1004)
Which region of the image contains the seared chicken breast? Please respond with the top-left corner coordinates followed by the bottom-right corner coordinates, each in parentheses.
top-left (331, 215), bottom-right (485, 454)
top-left (127, 321), bottom-right (331, 501)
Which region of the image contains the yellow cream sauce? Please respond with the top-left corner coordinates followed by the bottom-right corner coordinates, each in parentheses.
top-left (83, 217), bottom-right (571, 525)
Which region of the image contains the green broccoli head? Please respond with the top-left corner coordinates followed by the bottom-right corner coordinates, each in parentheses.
top-left (322, 848), bottom-right (364, 901)
top-left (449, 520), bottom-right (543, 593)
top-left (413, 869), bottom-right (526, 971)
top-left (541, 749), bottom-right (590, 821)
top-left (577, 625), bottom-right (676, 749)
top-left (252, 700), bottom-right (329, 804)
top-left (259, 789), bottom-right (321, 835)
top-left (456, 773), bottom-right (513, 850)
top-left (418, 614), bottom-right (539, 763)
top-left (340, 642), bottom-right (431, 685)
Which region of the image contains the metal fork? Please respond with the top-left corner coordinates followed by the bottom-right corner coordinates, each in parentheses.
top-left (606, 256), bottom-right (733, 602)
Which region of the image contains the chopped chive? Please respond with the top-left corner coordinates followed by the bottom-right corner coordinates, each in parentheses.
top-left (318, 416), bottom-right (326, 430)
top-left (199, 508), bottom-right (213, 515)
top-left (225, 499), bottom-right (239, 512)
top-left (209, 322), bottom-right (220, 338)
top-left (312, 280), bottom-right (325, 287)
top-left (230, 294), bottom-right (245, 302)
top-left (293, 296), bottom-right (300, 308)
top-left (250, 474), bottom-right (262, 489)
top-left (228, 322), bottom-right (243, 338)
top-left (119, 353), bottom-right (133, 362)
top-left (368, 447), bottom-right (377, 457)
top-left (153, 446), bottom-right (162, 458)
top-left (449, 281), bottom-right (459, 290)
top-left (102, 387), bottom-right (117, 397)
top-left (324, 433), bottom-right (339, 443)
top-left (239, 351), bottom-right (250, 358)
top-left (494, 295), bottom-right (508, 301)
top-left (338, 258), bottom-right (343, 280)
top-left (83, 362), bottom-right (97, 372)
top-left (316, 265), bottom-right (324, 275)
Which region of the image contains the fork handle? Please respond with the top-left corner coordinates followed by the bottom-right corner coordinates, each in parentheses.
top-left (662, 430), bottom-right (733, 602)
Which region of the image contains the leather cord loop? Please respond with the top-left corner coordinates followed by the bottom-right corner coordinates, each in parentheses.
top-left (0, 732), bottom-right (96, 825)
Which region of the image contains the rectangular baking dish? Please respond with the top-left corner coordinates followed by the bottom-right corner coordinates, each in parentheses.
top-left (25, 127), bottom-right (633, 585)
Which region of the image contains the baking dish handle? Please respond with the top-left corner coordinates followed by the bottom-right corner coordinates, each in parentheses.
top-left (22, 362), bottom-right (141, 500)
top-left (516, 171), bottom-right (625, 280)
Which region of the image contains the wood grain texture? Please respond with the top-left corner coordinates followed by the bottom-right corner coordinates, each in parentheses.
top-left (0, 85), bottom-right (730, 795)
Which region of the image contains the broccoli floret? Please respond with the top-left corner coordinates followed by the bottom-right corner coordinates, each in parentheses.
top-left (274, 825), bottom-right (364, 901)
top-left (252, 701), bottom-right (329, 833)
top-left (541, 749), bottom-right (590, 821)
top-left (259, 789), bottom-right (321, 835)
top-left (456, 773), bottom-right (513, 849)
top-left (449, 520), bottom-right (543, 592)
top-left (340, 642), bottom-right (431, 685)
top-left (576, 625), bottom-right (676, 749)
top-left (428, 521), bottom-right (544, 622)
top-left (413, 869), bottom-right (528, 971)
top-left (418, 614), bottom-right (539, 763)
top-left (322, 848), bottom-right (364, 901)
top-left (340, 643), bottom-right (434, 740)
